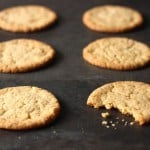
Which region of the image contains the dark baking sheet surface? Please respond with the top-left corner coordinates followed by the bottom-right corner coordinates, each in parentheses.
top-left (0, 0), bottom-right (149, 149)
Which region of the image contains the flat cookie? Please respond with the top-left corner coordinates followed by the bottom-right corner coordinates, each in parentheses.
top-left (0, 86), bottom-right (60, 130)
top-left (0, 39), bottom-right (55, 73)
top-left (87, 81), bottom-right (150, 125)
top-left (83, 37), bottom-right (150, 70)
top-left (83, 5), bottom-right (143, 33)
top-left (0, 5), bottom-right (57, 32)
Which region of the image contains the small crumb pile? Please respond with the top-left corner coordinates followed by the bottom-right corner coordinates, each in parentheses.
top-left (101, 112), bottom-right (135, 129)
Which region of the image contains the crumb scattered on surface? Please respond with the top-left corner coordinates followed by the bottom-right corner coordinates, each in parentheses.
top-left (101, 114), bottom-right (135, 129)
top-left (116, 121), bottom-right (119, 124)
top-left (100, 112), bottom-right (135, 129)
top-left (124, 121), bottom-right (128, 126)
top-left (112, 123), bottom-right (115, 127)
top-left (53, 130), bottom-right (57, 134)
top-left (101, 112), bottom-right (110, 118)
top-left (130, 122), bottom-right (134, 125)
top-left (102, 121), bottom-right (108, 125)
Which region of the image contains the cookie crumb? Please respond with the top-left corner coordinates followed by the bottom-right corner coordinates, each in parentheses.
top-left (110, 121), bottom-right (112, 123)
top-left (116, 121), bottom-right (119, 124)
top-left (53, 130), bottom-right (57, 134)
top-left (124, 121), bottom-right (128, 126)
top-left (112, 123), bottom-right (115, 127)
top-left (130, 122), bottom-right (134, 125)
top-left (102, 121), bottom-right (108, 125)
top-left (101, 112), bottom-right (110, 118)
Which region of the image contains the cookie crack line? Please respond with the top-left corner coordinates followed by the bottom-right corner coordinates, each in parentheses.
top-left (87, 81), bottom-right (150, 125)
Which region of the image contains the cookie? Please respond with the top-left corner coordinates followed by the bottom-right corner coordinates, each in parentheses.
top-left (87, 81), bottom-right (150, 125)
top-left (83, 37), bottom-right (150, 70)
top-left (0, 5), bottom-right (57, 32)
top-left (83, 5), bottom-right (143, 33)
top-left (0, 86), bottom-right (60, 130)
top-left (0, 39), bottom-right (55, 73)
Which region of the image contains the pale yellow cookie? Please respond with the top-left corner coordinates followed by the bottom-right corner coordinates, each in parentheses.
top-left (87, 81), bottom-right (150, 125)
top-left (83, 5), bottom-right (143, 33)
top-left (0, 39), bottom-right (55, 73)
top-left (83, 37), bottom-right (150, 70)
top-left (0, 86), bottom-right (60, 130)
top-left (0, 5), bottom-right (57, 32)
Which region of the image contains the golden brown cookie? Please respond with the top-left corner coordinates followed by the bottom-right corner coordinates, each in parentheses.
top-left (0, 5), bottom-right (57, 32)
top-left (83, 37), bottom-right (150, 70)
top-left (87, 81), bottom-right (150, 125)
top-left (0, 86), bottom-right (60, 130)
top-left (0, 39), bottom-right (55, 73)
top-left (83, 5), bottom-right (143, 33)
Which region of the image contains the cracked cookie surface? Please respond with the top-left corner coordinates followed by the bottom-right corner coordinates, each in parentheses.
top-left (87, 81), bottom-right (150, 125)
top-left (0, 5), bottom-right (57, 32)
top-left (0, 86), bottom-right (60, 130)
top-left (0, 39), bottom-right (55, 73)
top-left (83, 5), bottom-right (143, 33)
top-left (83, 37), bottom-right (150, 70)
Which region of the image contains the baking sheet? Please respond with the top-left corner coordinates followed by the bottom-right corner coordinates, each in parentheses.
top-left (0, 0), bottom-right (149, 149)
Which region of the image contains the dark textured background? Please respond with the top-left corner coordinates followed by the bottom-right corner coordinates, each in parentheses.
top-left (0, 0), bottom-right (149, 149)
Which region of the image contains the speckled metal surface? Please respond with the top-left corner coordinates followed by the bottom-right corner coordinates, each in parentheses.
top-left (0, 0), bottom-right (149, 149)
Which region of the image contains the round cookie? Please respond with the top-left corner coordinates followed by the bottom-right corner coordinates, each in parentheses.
top-left (0, 86), bottom-right (60, 130)
top-left (0, 39), bottom-right (55, 73)
top-left (83, 5), bottom-right (143, 33)
top-left (83, 37), bottom-right (150, 70)
top-left (0, 5), bottom-right (57, 32)
top-left (87, 81), bottom-right (150, 125)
